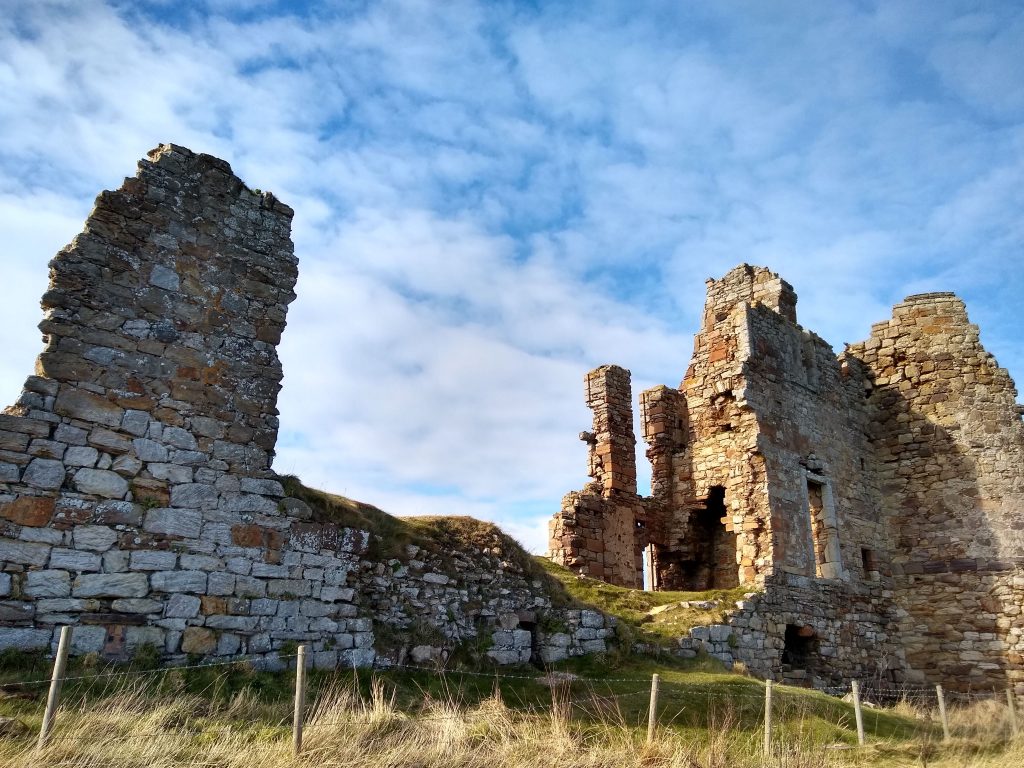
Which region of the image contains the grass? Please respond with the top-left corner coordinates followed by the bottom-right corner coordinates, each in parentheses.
top-left (0, 653), bottom-right (1020, 767)
top-left (538, 557), bottom-right (751, 645)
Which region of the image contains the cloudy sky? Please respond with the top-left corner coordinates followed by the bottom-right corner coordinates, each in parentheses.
top-left (1, 0), bottom-right (1021, 553)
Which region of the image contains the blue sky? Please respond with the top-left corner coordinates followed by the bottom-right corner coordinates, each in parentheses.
top-left (1, 0), bottom-right (1021, 552)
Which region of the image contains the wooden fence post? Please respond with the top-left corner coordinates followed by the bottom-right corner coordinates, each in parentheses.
top-left (851, 680), bottom-right (865, 746)
top-left (294, 645), bottom-right (308, 756)
top-left (37, 625), bottom-right (73, 751)
top-left (936, 684), bottom-right (950, 743)
top-left (647, 673), bottom-right (660, 744)
top-left (763, 679), bottom-right (773, 758)
top-left (1007, 688), bottom-right (1019, 738)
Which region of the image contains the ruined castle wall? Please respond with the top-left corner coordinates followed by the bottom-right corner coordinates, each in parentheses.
top-left (548, 366), bottom-right (646, 588)
top-left (0, 145), bottom-right (613, 666)
top-left (849, 293), bottom-right (1024, 692)
top-left (665, 267), bottom-right (905, 684)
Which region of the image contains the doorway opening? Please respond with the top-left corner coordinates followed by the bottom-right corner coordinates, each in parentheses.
top-left (781, 624), bottom-right (819, 672)
top-left (675, 486), bottom-right (739, 590)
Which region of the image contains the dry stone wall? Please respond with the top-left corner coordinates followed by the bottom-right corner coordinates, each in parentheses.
top-left (0, 144), bottom-right (614, 668)
top-left (550, 264), bottom-right (1024, 694)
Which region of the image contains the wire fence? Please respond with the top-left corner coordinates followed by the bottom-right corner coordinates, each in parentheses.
top-left (7, 627), bottom-right (1021, 759)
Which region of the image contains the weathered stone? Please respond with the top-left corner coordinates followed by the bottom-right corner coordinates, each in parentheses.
top-left (24, 570), bottom-right (71, 598)
top-left (147, 463), bottom-right (193, 484)
top-left (64, 446), bottom-right (99, 467)
top-left (22, 459), bottom-right (65, 490)
top-left (0, 496), bottom-right (55, 527)
top-left (73, 573), bottom-right (149, 598)
top-left (170, 483), bottom-right (218, 509)
top-left (129, 550), bottom-right (178, 571)
top-left (163, 427), bottom-right (197, 451)
top-left (111, 598), bottom-right (162, 613)
top-left (0, 539), bottom-right (50, 566)
top-left (74, 469), bottom-right (128, 499)
top-left (88, 429), bottom-right (132, 455)
top-left (165, 594), bottom-right (201, 618)
top-left (54, 390), bottom-right (123, 429)
top-left (73, 525), bottom-right (119, 552)
top-left (150, 570), bottom-right (207, 594)
top-left (181, 627), bottom-right (216, 654)
top-left (70, 625), bottom-right (108, 654)
top-left (142, 508), bottom-right (202, 538)
top-left (49, 548), bottom-right (102, 572)
top-left (132, 438), bottom-right (168, 462)
top-left (0, 628), bottom-right (51, 651)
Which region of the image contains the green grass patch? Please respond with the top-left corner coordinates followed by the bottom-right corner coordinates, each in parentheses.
top-left (537, 557), bottom-right (752, 645)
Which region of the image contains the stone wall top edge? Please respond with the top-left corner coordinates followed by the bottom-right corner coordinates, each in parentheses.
top-left (143, 143), bottom-right (295, 220)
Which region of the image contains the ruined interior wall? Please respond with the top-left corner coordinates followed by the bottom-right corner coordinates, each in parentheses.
top-left (0, 145), bottom-right (611, 667)
top-left (848, 292), bottom-right (1024, 692)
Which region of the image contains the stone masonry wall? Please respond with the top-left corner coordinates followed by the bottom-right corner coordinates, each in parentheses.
top-left (848, 292), bottom-right (1024, 693)
top-left (0, 145), bottom-right (614, 667)
top-left (551, 264), bottom-right (1023, 694)
top-left (548, 366), bottom-right (647, 588)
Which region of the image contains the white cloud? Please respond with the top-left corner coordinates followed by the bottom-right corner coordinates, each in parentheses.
top-left (1, 0), bottom-right (1021, 558)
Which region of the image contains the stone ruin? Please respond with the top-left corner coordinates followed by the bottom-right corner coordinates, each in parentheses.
top-left (550, 264), bottom-right (1024, 693)
top-left (0, 144), bottom-right (614, 667)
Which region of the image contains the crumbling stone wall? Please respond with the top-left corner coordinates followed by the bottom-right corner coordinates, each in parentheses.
top-left (848, 293), bottom-right (1024, 693)
top-left (548, 366), bottom-right (649, 588)
top-left (550, 264), bottom-right (1024, 693)
top-left (0, 145), bottom-right (613, 667)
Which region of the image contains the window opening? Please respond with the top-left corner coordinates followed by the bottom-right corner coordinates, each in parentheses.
top-left (805, 473), bottom-right (843, 579)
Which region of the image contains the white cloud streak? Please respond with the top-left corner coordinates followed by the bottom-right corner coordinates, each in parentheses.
top-left (1, 0), bottom-right (1021, 553)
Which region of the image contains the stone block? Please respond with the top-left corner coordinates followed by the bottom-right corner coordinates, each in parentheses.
top-left (54, 389), bottom-right (123, 429)
top-left (111, 598), bottom-right (162, 613)
top-left (132, 438), bottom-right (168, 462)
top-left (165, 594), bottom-right (201, 618)
top-left (125, 626), bottom-right (165, 651)
top-left (163, 427), bottom-right (197, 451)
top-left (181, 626), bottom-right (217, 655)
top-left (121, 410), bottom-right (151, 437)
top-left (180, 554), bottom-right (222, 571)
top-left (170, 483), bottom-right (218, 509)
top-left (0, 539), bottom-right (51, 566)
top-left (23, 459), bottom-right (65, 490)
top-left (73, 525), bottom-right (119, 552)
top-left (217, 632), bottom-right (241, 656)
top-left (151, 570), bottom-right (207, 594)
top-left (129, 550), bottom-right (178, 571)
top-left (0, 462), bottom-right (20, 482)
top-left (239, 478), bottom-right (284, 497)
top-left (70, 625), bottom-right (108, 654)
top-left (207, 572), bottom-right (236, 595)
top-left (0, 628), bottom-right (52, 651)
top-left (49, 548), bottom-right (102, 572)
top-left (73, 572), bottom-right (149, 598)
top-left (64, 446), bottom-right (99, 467)
top-left (74, 469), bottom-right (129, 499)
top-left (25, 570), bottom-right (71, 598)
top-left (143, 508), bottom-right (202, 538)
top-left (234, 576), bottom-right (267, 598)
top-left (0, 496), bottom-right (56, 527)
top-left (88, 429), bottom-right (132, 455)
top-left (147, 463), bottom-right (193, 484)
